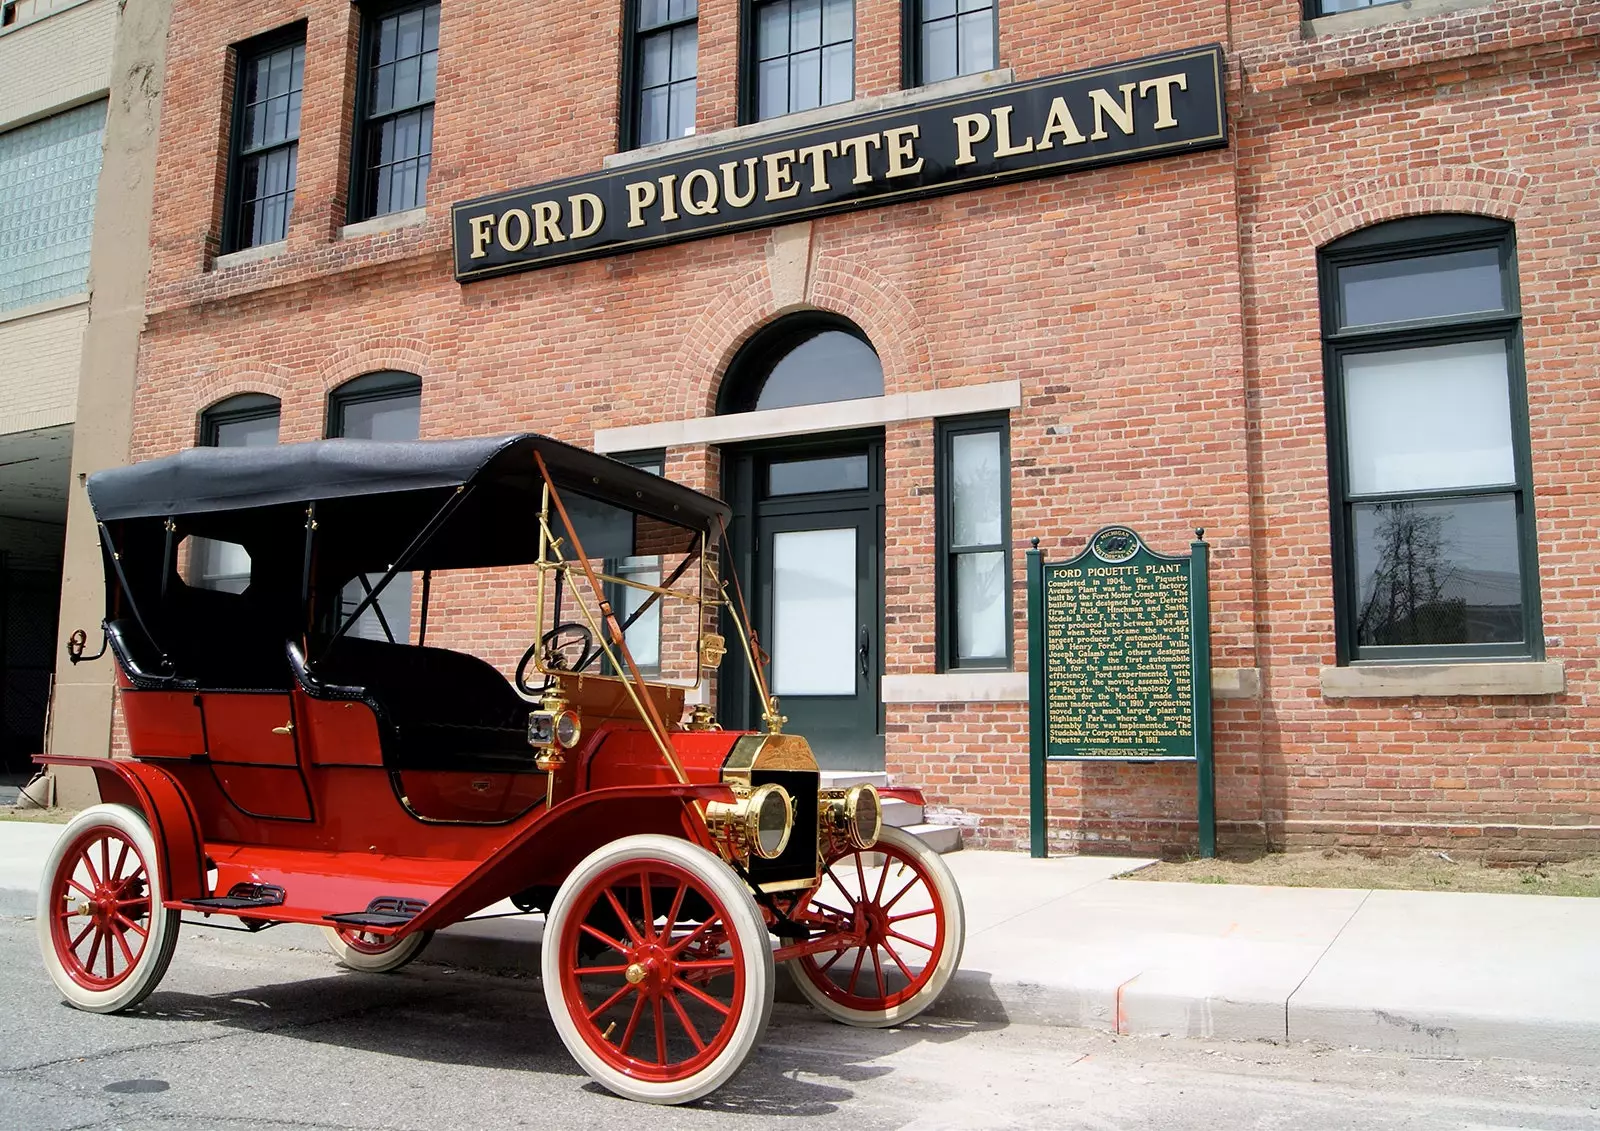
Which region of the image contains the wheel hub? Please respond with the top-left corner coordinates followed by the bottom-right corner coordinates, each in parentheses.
top-left (624, 943), bottom-right (670, 994)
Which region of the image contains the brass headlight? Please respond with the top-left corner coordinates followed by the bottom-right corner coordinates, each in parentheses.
top-left (820, 784), bottom-right (881, 850)
top-left (706, 782), bottom-right (794, 861)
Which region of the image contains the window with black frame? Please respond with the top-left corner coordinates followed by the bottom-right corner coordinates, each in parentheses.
top-left (351, 1), bottom-right (439, 222)
top-left (192, 395), bottom-right (281, 592)
top-left (1306, 0), bottom-right (1405, 16)
top-left (936, 415), bottom-right (1010, 670)
top-left (329, 373), bottom-right (422, 641)
top-left (745, 0), bottom-right (854, 122)
top-left (905, 0), bottom-right (995, 87)
top-left (605, 453), bottom-right (666, 677)
top-left (623, 0), bottom-right (698, 150)
top-left (226, 29), bottom-right (305, 252)
top-left (1320, 215), bottom-right (1540, 663)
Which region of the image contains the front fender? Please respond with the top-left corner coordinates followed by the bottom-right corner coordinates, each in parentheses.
top-left (34, 755), bottom-right (209, 902)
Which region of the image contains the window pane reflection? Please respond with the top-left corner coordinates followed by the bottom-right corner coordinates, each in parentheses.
top-left (950, 431), bottom-right (1001, 546)
top-left (771, 527), bottom-right (856, 696)
top-left (955, 551), bottom-right (1006, 661)
top-left (1338, 247), bottom-right (1503, 329)
top-left (1352, 495), bottom-right (1522, 647)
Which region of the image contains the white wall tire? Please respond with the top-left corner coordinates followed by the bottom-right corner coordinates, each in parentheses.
top-left (787, 825), bottom-right (965, 1028)
top-left (37, 803), bottom-right (181, 1014)
top-left (321, 926), bottom-right (433, 973)
top-left (542, 834), bottom-right (774, 1105)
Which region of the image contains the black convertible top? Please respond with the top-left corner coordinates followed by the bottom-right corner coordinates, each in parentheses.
top-left (86, 433), bottom-right (728, 530)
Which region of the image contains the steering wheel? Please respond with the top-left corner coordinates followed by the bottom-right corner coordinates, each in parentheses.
top-left (515, 622), bottom-right (599, 696)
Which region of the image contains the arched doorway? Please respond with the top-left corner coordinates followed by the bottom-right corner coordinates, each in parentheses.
top-left (719, 314), bottom-right (885, 770)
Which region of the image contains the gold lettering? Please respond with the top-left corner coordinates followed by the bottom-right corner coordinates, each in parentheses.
top-left (625, 180), bottom-right (657, 228)
top-left (794, 141), bottom-right (839, 192)
top-left (1138, 73), bottom-right (1187, 130)
top-left (1037, 97), bottom-right (1087, 150)
top-left (884, 125), bottom-right (923, 178)
top-left (680, 167), bottom-right (720, 215)
top-left (952, 112), bottom-right (991, 166)
top-left (532, 201), bottom-right (565, 245)
top-left (838, 133), bottom-right (882, 185)
top-left (467, 214), bottom-right (495, 259)
top-left (657, 174), bottom-right (681, 221)
top-left (1089, 82), bottom-right (1138, 140)
top-left (568, 192), bottom-right (604, 238)
top-left (991, 105), bottom-right (1035, 158)
top-left (763, 150), bottom-right (801, 200)
top-left (496, 208), bottom-right (531, 252)
top-left (719, 157), bottom-right (759, 207)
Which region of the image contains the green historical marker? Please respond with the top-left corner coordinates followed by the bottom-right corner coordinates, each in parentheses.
top-left (1027, 526), bottom-right (1215, 859)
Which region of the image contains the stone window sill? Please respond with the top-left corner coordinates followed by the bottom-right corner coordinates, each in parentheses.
top-left (1320, 660), bottom-right (1564, 699)
top-left (602, 67), bottom-right (1015, 173)
top-left (1302, 0), bottom-right (1497, 40)
top-left (340, 206), bottom-right (427, 240)
top-left (212, 240), bottom-right (286, 271)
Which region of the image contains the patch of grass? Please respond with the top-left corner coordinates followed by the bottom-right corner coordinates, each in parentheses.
top-left (0, 806), bottom-right (76, 824)
top-left (1121, 849), bottom-right (1600, 898)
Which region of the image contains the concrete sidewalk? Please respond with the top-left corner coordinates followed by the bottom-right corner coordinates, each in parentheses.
top-left (5, 820), bottom-right (1597, 1065)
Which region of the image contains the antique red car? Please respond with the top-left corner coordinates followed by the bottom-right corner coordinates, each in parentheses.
top-left (35, 433), bottom-right (964, 1104)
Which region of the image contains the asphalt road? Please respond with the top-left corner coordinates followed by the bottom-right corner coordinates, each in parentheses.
top-left (3, 915), bottom-right (1599, 1131)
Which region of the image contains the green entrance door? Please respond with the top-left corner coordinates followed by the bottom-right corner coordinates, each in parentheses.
top-left (726, 439), bottom-right (885, 770)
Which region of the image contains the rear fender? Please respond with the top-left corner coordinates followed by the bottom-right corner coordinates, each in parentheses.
top-left (35, 755), bottom-right (209, 902)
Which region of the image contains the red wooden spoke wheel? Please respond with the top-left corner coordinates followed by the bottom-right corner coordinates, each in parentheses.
top-left (543, 835), bottom-right (773, 1105)
top-left (321, 924), bottom-right (433, 973)
top-left (37, 804), bottom-right (180, 1014)
top-left (790, 825), bottom-right (966, 1028)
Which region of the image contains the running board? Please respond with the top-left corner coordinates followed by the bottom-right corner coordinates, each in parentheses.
top-left (326, 896), bottom-right (430, 929)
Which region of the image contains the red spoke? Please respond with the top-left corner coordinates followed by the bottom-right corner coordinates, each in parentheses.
top-left (663, 882), bottom-right (687, 937)
top-left (670, 975), bottom-right (732, 1016)
top-left (817, 946), bottom-right (850, 974)
top-left (881, 875), bottom-right (922, 914)
top-left (667, 913), bottom-right (719, 956)
top-left (100, 839), bottom-right (111, 890)
top-left (85, 927), bottom-right (104, 973)
top-left (855, 853), bottom-right (868, 904)
top-left (825, 865), bottom-right (856, 901)
top-left (67, 879), bottom-right (95, 901)
top-left (69, 921), bottom-right (95, 950)
top-left (578, 922), bottom-right (629, 956)
top-left (882, 938), bottom-right (917, 981)
top-left (114, 913), bottom-right (148, 939)
top-left (673, 958), bottom-right (735, 972)
top-left (619, 990), bottom-right (648, 1054)
top-left (666, 988), bottom-right (706, 1052)
top-left (846, 944), bottom-right (867, 994)
top-left (586, 981), bottom-right (637, 1022)
top-left (81, 848), bottom-right (102, 889)
top-left (810, 899), bottom-right (854, 920)
top-left (890, 907), bottom-right (937, 923)
top-left (604, 888), bottom-right (644, 945)
top-left (871, 945), bottom-right (886, 998)
top-left (653, 997), bottom-right (668, 1065)
top-left (112, 841), bottom-right (131, 885)
top-left (639, 871), bottom-right (656, 942)
top-left (110, 921), bottom-right (137, 967)
top-left (577, 963), bottom-right (632, 976)
top-left (873, 852), bottom-right (890, 906)
top-left (103, 931), bottom-right (116, 979)
top-left (887, 928), bottom-right (935, 951)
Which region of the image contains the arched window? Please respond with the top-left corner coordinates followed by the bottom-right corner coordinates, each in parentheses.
top-left (191, 394), bottom-right (280, 592)
top-left (718, 314), bottom-right (883, 414)
top-left (1319, 214), bottom-right (1539, 662)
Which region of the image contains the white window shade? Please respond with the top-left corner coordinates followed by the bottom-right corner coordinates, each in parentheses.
top-left (1343, 340), bottom-right (1515, 495)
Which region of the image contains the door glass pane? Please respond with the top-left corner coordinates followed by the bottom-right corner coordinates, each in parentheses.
top-left (1338, 248), bottom-right (1503, 329)
top-left (1352, 494), bottom-right (1522, 647)
top-left (771, 527), bottom-right (856, 696)
top-left (950, 430), bottom-right (1002, 546)
top-left (955, 550), bottom-right (1006, 660)
top-left (1343, 339), bottom-right (1514, 494)
top-left (767, 453), bottom-right (868, 496)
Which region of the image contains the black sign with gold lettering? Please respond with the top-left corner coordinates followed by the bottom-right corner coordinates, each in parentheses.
top-left (452, 45), bottom-right (1225, 281)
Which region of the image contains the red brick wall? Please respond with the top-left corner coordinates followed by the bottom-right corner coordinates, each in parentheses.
top-left (125, 0), bottom-right (1600, 860)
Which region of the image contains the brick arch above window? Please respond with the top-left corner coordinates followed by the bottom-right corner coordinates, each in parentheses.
top-left (315, 340), bottom-right (434, 394)
top-left (672, 252), bottom-right (931, 420)
top-left (1297, 166), bottom-right (1532, 250)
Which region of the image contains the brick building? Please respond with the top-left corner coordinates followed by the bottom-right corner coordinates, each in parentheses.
top-left (66, 0), bottom-right (1600, 858)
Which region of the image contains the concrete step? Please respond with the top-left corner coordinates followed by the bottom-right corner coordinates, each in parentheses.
top-left (819, 770), bottom-right (889, 789)
top-left (881, 796), bottom-right (923, 828)
top-left (902, 823), bottom-right (963, 854)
